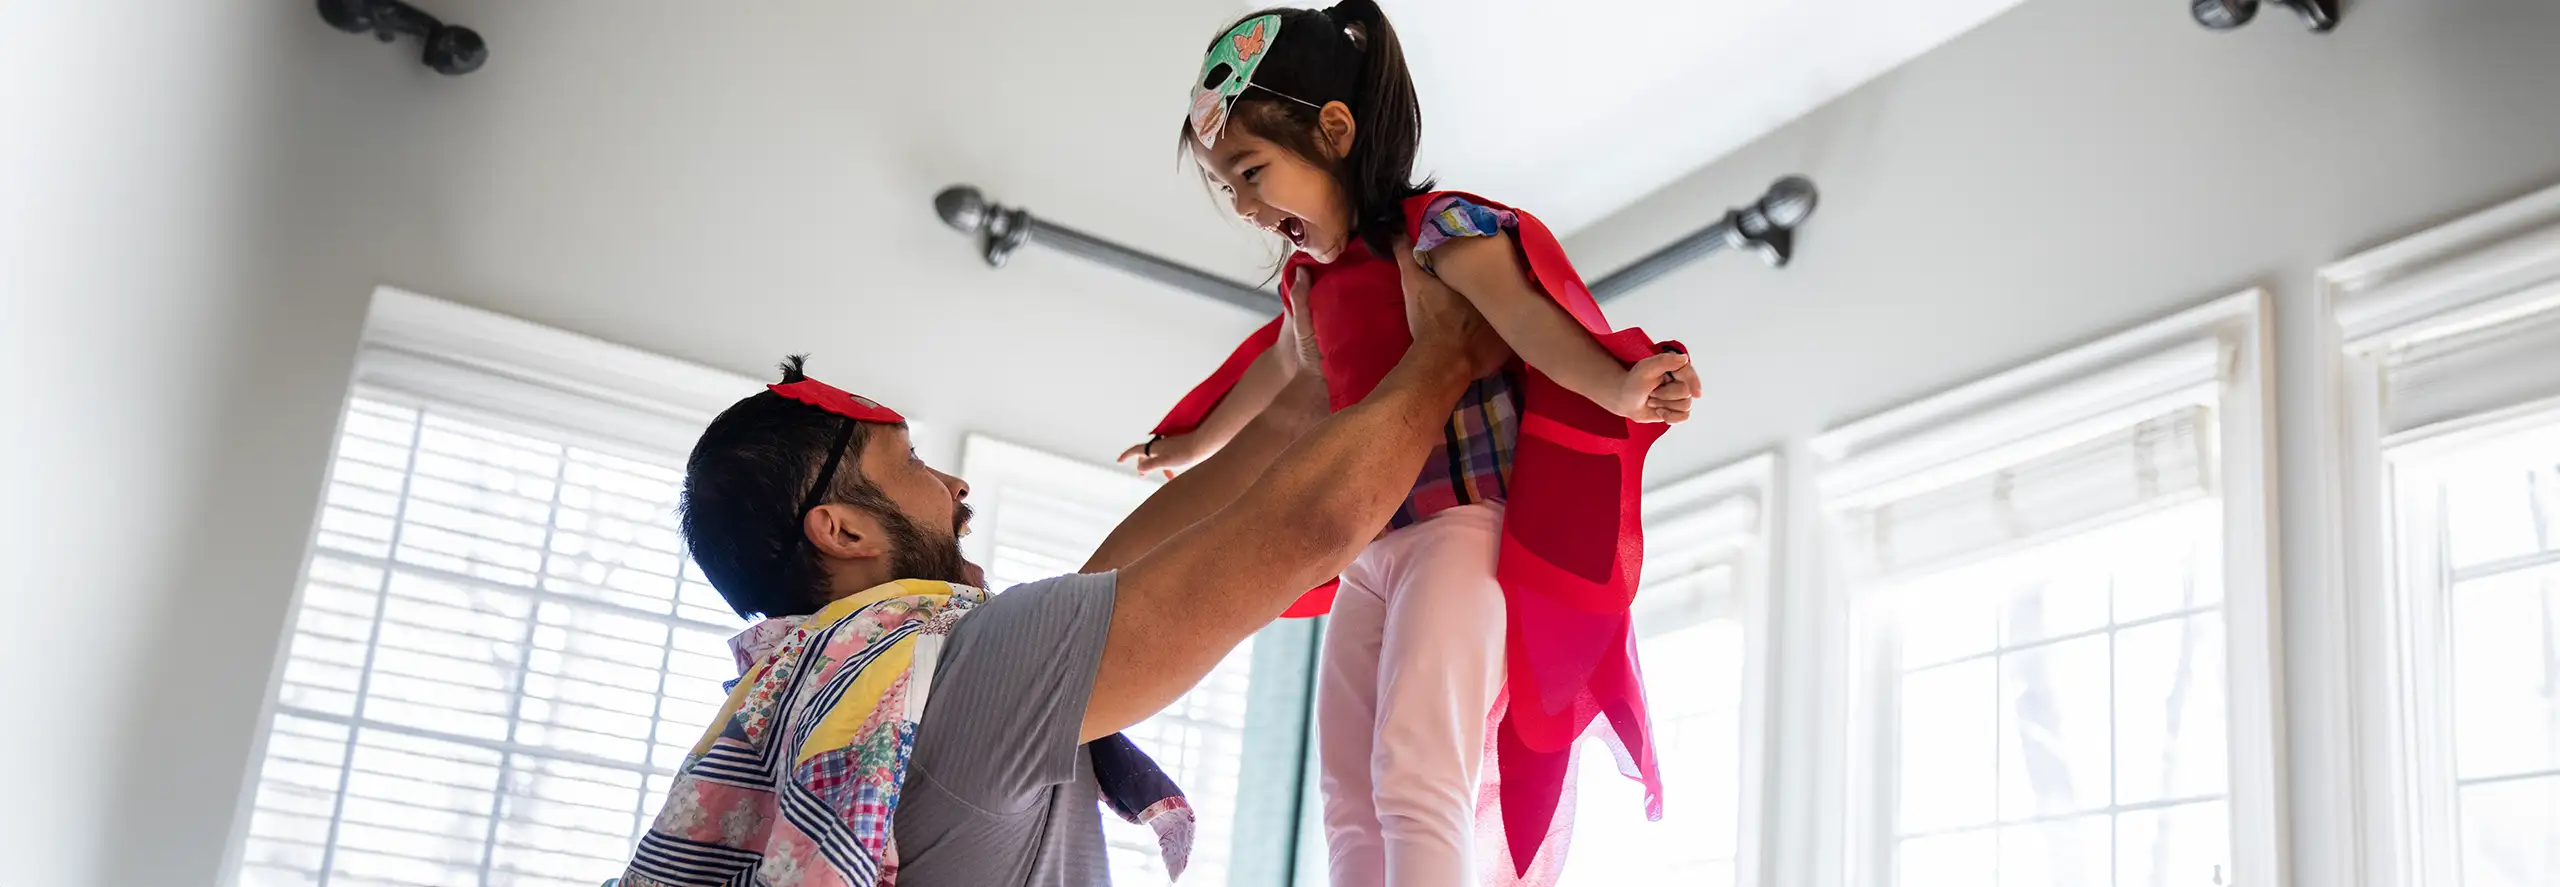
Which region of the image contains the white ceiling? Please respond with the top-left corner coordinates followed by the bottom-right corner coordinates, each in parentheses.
top-left (352, 0), bottom-right (2029, 464)
top-left (1390, 0), bottom-right (2031, 232)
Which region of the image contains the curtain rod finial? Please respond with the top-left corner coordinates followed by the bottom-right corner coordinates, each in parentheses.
top-left (1762, 176), bottom-right (1818, 229)
top-left (935, 185), bottom-right (990, 233)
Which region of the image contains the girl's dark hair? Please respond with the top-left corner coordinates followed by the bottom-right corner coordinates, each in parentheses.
top-left (1180, 0), bottom-right (1431, 258)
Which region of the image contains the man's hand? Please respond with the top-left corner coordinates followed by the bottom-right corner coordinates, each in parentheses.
top-left (1394, 239), bottom-right (1512, 380)
top-left (1286, 266), bottom-right (1323, 371)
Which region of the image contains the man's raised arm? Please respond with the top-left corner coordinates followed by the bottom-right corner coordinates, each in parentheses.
top-left (1081, 276), bottom-right (1330, 577)
top-left (1079, 263), bottom-right (1509, 740)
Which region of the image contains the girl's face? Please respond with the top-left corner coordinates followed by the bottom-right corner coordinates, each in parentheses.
top-left (1197, 105), bottom-right (1358, 262)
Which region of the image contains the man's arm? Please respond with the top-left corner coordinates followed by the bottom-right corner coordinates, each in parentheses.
top-left (1079, 267), bottom-right (1508, 740)
top-left (1082, 280), bottom-right (1328, 574)
top-left (1080, 371), bottom-right (1325, 574)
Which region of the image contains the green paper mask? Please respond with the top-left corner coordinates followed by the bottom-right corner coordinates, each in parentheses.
top-left (1189, 14), bottom-right (1284, 150)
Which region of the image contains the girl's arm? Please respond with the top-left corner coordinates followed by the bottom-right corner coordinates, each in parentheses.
top-left (1422, 232), bottom-right (1700, 423)
top-left (1118, 269), bottom-right (1325, 473)
top-left (1086, 284), bottom-right (1328, 573)
top-left (1119, 342), bottom-right (1288, 474)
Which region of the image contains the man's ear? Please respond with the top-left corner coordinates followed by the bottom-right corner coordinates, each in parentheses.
top-left (1318, 101), bottom-right (1357, 161)
top-left (803, 503), bottom-right (892, 562)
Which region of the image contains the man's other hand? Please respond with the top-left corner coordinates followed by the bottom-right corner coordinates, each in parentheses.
top-left (1395, 238), bottom-right (1513, 380)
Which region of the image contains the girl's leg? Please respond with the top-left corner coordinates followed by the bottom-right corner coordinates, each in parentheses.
top-left (1369, 503), bottom-right (1508, 887)
top-left (1319, 560), bottom-right (1392, 887)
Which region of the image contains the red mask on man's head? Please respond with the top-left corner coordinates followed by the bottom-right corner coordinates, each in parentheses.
top-left (763, 360), bottom-right (909, 529)
top-left (768, 377), bottom-right (904, 424)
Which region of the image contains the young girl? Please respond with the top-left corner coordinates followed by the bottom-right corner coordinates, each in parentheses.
top-left (1124, 4), bottom-right (1701, 885)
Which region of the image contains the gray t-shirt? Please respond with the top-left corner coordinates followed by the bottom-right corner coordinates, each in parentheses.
top-left (891, 571), bottom-right (1117, 886)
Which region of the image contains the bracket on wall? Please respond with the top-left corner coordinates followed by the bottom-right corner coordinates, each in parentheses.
top-left (2191, 0), bottom-right (2341, 32)
top-left (318, 0), bottom-right (487, 75)
top-left (934, 175), bottom-right (1819, 313)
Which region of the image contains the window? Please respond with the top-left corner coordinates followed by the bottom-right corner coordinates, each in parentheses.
top-left (1816, 292), bottom-right (2281, 887)
top-left (1557, 456), bottom-right (1775, 887)
top-left (2393, 420), bottom-right (2560, 887)
top-left (957, 434), bottom-right (1272, 886)
top-left (2323, 180), bottom-right (2560, 887)
top-left (235, 289), bottom-right (763, 887)
top-left (1869, 498), bottom-right (2230, 887)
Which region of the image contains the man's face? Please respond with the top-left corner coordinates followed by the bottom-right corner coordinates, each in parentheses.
top-left (853, 425), bottom-right (981, 586)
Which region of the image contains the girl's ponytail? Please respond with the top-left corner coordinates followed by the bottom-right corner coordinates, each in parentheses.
top-left (1322, 0), bottom-right (1429, 258)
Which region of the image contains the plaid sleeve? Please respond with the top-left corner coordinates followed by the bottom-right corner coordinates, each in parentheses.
top-left (1412, 195), bottom-right (1520, 273)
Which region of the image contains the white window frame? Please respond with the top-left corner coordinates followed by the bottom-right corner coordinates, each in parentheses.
top-left (351, 288), bottom-right (766, 458)
top-left (222, 286), bottom-right (767, 887)
top-left (1810, 290), bottom-right (2283, 887)
top-left (1631, 453), bottom-right (1782, 887)
top-left (956, 432), bottom-right (1318, 887)
top-left (2316, 180), bottom-right (2560, 887)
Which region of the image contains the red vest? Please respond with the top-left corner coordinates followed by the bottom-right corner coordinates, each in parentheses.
top-left (1150, 193), bottom-right (1671, 877)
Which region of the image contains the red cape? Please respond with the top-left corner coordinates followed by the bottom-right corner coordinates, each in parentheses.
top-left (1149, 193), bottom-right (1670, 874)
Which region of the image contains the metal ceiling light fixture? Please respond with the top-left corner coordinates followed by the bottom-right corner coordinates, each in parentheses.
top-left (318, 0), bottom-right (488, 75)
top-left (2192, 0), bottom-right (2341, 32)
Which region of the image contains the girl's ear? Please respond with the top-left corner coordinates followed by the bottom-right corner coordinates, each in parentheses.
top-left (1318, 101), bottom-right (1358, 162)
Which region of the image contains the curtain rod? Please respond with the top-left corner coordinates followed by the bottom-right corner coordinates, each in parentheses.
top-left (934, 176), bottom-right (1816, 314)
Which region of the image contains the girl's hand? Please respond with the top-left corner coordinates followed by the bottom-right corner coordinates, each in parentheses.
top-left (1118, 433), bottom-right (1204, 477)
top-left (1613, 351), bottom-right (1701, 423)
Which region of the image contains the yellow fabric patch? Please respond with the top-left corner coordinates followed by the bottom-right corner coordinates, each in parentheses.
top-left (692, 579), bottom-right (958, 762)
top-left (795, 633), bottom-right (916, 768)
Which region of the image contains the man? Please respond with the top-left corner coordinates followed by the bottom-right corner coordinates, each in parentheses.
top-left (618, 260), bottom-right (1510, 887)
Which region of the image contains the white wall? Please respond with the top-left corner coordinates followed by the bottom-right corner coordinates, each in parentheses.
top-left (0, 4), bottom-right (432, 885)
top-left (1563, 0), bottom-right (2560, 884)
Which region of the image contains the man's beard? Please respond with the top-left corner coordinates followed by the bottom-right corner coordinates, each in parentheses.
top-left (880, 501), bottom-right (975, 586)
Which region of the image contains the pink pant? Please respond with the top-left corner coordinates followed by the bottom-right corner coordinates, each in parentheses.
top-left (1318, 503), bottom-right (1508, 887)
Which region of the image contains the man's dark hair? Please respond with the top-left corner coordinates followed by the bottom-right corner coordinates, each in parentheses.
top-left (680, 355), bottom-right (903, 619)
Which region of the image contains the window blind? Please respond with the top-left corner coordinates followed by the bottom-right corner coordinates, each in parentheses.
top-left (2384, 297), bottom-right (2560, 436)
top-left (239, 390), bottom-right (736, 887)
top-left (1837, 406), bottom-right (2216, 583)
top-left (1629, 489), bottom-right (1760, 639)
top-left (1839, 409), bottom-right (2236, 887)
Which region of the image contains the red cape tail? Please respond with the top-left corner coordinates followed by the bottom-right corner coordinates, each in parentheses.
top-left (1404, 192), bottom-right (1670, 875)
